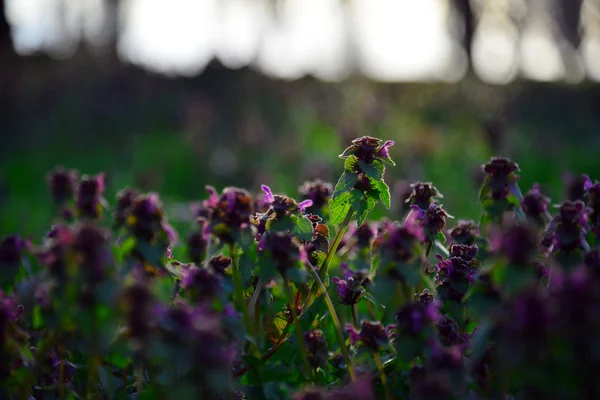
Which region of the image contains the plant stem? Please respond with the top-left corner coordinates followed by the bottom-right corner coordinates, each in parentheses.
top-left (59, 360), bottom-right (65, 399)
top-left (351, 304), bottom-right (358, 327)
top-left (305, 263), bottom-right (357, 382)
top-left (136, 363), bottom-right (143, 394)
top-left (374, 351), bottom-right (392, 400)
top-left (305, 209), bottom-right (354, 307)
top-left (283, 278), bottom-right (313, 381)
top-left (229, 244), bottom-right (260, 357)
top-left (320, 210), bottom-right (354, 280)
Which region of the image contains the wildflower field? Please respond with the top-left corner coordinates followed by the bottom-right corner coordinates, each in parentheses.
top-left (2, 134), bottom-right (600, 400)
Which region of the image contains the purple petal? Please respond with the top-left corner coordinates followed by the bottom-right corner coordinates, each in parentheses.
top-left (261, 185), bottom-right (274, 203)
top-left (298, 199), bottom-right (313, 211)
top-left (584, 175), bottom-right (593, 191)
top-left (378, 140), bottom-right (395, 158)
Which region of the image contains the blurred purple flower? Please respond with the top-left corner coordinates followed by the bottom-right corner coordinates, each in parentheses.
top-left (406, 182), bottom-right (444, 211)
top-left (47, 166), bottom-right (77, 205)
top-left (346, 320), bottom-right (389, 351)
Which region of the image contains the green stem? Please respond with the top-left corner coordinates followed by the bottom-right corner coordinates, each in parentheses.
top-left (306, 263), bottom-right (357, 382)
top-left (59, 360), bottom-right (65, 399)
top-left (283, 278), bottom-right (313, 381)
top-left (374, 351), bottom-right (392, 400)
top-left (320, 210), bottom-right (354, 280)
top-left (136, 364), bottom-right (143, 394)
top-left (351, 304), bottom-right (358, 327)
top-left (305, 209), bottom-right (354, 307)
top-left (229, 244), bottom-right (261, 357)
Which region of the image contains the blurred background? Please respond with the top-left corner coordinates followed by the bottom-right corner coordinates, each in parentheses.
top-left (1, 0), bottom-right (600, 237)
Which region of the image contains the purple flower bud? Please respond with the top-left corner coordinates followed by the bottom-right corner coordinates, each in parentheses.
top-left (208, 255), bottom-right (232, 276)
top-left (564, 173), bottom-right (592, 202)
top-left (298, 179), bottom-right (333, 212)
top-left (379, 221), bottom-right (425, 268)
top-left (550, 200), bottom-right (589, 254)
top-left (332, 275), bottom-right (365, 306)
top-left (346, 320), bottom-right (389, 351)
top-left (47, 166), bottom-right (77, 205)
top-left (413, 203), bottom-right (453, 241)
top-left (75, 173), bottom-right (106, 220)
top-left (396, 298), bottom-right (440, 337)
top-left (406, 182), bottom-right (444, 210)
top-left (355, 222), bottom-right (376, 249)
top-left (259, 232), bottom-right (305, 276)
top-left (0, 235), bottom-right (25, 269)
top-left (113, 187), bottom-right (141, 227)
top-left (339, 136), bottom-right (395, 166)
top-left (72, 223), bottom-right (111, 281)
top-left (448, 220), bottom-right (479, 246)
top-left (304, 329), bottom-right (329, 369)
top-left (121, 283), bottom-right (154, 343)
top-left (521, 184), bottom-right (551, 225)
top-left (493, 224), bottom-right (537, 265)
top-left (187, 229), bottom-right (208, 265)
top-left (482, 157), bottom-right (520, 199)
top-left (436, 316), bottom-right (468, 347)
top-left (181, 265), bottom-right (222, 303)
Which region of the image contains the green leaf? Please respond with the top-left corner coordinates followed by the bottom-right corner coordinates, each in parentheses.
top-left (343, 155), bottom-right (359, 172)
top-left (339, 145), bottom-right (357, 158)
top-left (355, 191), bottom-right (378, 226)
top-left (97, 365), bottom-right (122, 400)
top-left (329, 191), bottom-right (353, 225)
top-left (332, 171), bottom-right (358, 202)
top-left (358, 159), bottom-right (384, 181)
top-left (290, 215), bottom-right (314, 241)
top-left (373, 180), bottom-right (391, 209)
top-left (436, 231), bottom-right (446, 244)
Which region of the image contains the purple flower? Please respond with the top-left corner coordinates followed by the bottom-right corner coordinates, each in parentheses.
top-left (121, 283), bottom-right (154, 343)
top-left (339, 136), bottom-right (396, 165)
top-left (126, 192), bottom-right (177, 245)
top-left (181, 265), bottom-right (222, 303)
top-left (208, 255), bottom-right (232, 276)
top-left (377, 140), bottom-right (395, 160)
top-left (448, 220), bottom-right (479, 246)
top-left (378, 222), bottom-right (425, 275)
top-left (259, 232), bottom-right (305, 276)
top-left (406, 182), bottom-right (444, 210)
top-left (435, 245), bottom-right (479, 303)
top-left (355, 222), bottom-right (376, 249)
top-left (411, 203), bottom-right (453, 242)
top-left (75, 173), bottom-right (106, 220)
top-left (521, 184), bottom-right (551, 226)
top-left (304, 329), bottom-right (329, 369)
top-left (113, 187), bottom-right (141, 227)
top-left (332, 272), bottom-right (366, 306)
top-left (0, 235), bottom-right (25, 268)
top-left (346, 320), bottom-right (389, 351)
top-left (492, 224), bottom-right (537, 265)
top-left (298, 179), bottom-right (333, 212)
top-left (396, 297), bottom-right (440, 337)
top-left (549, 200), bottom-right (590, 254)
top-left (564, 173), bottom-right (592, 202)
top-left (207, 187), bottom-right (254, 243)
top-left (482, 157), bottom-right (520, 199)
top-left (72, 223), bottom-right (112, 281)
top-left (47, 166), bottom-right (77, 205)
top-left (187, 228), bottom-right (208, 265)
top-left (261, 184), bottom-right (274, 204)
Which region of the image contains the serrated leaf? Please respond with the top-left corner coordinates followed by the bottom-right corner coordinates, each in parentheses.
top-left (339, 145), bottom-right (357, 158)
top-left (329, 191), bottom-right (353, 225)
top-left (290, 215), bottom-right (314, 241)
top-left (358, 159), bottom-right (385, 181)
top-left (373, 180), bottom-right (391, 209)
top-left (355, 191), bottom-right (378, 226)
top-left (332, 170), bottom-right (359, 200)
top-left (344, 155), bottom-right (359, 173)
